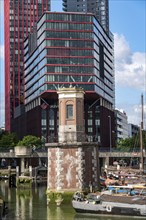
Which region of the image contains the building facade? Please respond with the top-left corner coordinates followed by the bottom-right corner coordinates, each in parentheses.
top-left (4, 1), bottom-right (115, 150)
top-left (115, 109), bottom-right (129, 143)
top-left (22, 12), bottom-right (115, 149)
top-left (128, 123), bottom-right (139, 138)
top-left (4, 0), bottom-right (50, 131)
top-left (62, 0), bottom-right (109, 33)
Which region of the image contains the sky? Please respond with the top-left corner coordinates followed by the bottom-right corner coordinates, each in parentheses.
top-left (0, 0), bottom-right (146, 128)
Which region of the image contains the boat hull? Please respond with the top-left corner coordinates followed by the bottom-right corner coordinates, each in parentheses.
top-left (72, 200), bottom-right (146, 217)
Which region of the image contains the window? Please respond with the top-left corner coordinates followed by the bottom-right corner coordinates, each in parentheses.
top-left (66, 105), bottom-right (73, 119)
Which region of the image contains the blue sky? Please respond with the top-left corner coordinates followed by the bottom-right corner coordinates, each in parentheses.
top-left (0, 0), bottom-right (146, 127)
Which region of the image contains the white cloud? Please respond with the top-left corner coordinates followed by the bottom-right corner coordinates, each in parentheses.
top-left (114, 33), bottom-right (146, 91)
top-left (114, 33), bottom-right (146, 126)
top-left (0, 44), bottom-right (4, 59)
top-left (128, 103), bottom-right (146, 126)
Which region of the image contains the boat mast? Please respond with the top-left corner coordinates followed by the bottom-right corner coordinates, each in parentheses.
top-left (140, 94), bottom-right (144, 171)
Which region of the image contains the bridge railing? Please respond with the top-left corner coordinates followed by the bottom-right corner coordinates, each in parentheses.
top-left (99, 148), bottom-right (141, 153)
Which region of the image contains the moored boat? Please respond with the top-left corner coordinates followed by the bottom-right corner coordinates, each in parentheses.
top-left (72, 186), bottom-right (146, 217)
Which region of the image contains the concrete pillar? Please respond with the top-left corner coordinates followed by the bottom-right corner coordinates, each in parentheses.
top-left (29, 166), bottom-right (32, 178)
top-left (21, 158), bottom-right (25, 175)
top-left (16, 166), bottom-right (19, 177)
top-left (105, 157), bottom-right (109, 167)
top-left (102, 157), bottom-right (109, 168)
top-left (8, 165), bottom-right (11, 177)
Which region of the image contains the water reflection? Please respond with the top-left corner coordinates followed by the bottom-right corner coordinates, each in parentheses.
top-left (0, 181), bottom-right (144, 220)
top-left (15, 189), bottom-right (33, 220)
top-left (0, 181), bottom-right (75, 220)
top-left (47, 206), bottom-right (64, 219)
top-left (0, 181), bottom-right (48, 220)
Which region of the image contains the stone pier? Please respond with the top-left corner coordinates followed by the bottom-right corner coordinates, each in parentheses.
top-left (46, 142), bottom-right (100, 190)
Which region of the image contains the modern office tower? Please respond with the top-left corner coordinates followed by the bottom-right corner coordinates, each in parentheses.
top-left (62, 0), bottom-right (109, 33)
top-left (23, 12), bottom-right (115, 149)
top-left (4, 0), bottom-right (50, 131)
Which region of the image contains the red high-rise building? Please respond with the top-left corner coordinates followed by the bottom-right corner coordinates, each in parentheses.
top-left (4, 0), bottom-right (50, 131)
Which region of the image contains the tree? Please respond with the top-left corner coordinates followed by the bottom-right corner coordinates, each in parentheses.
top-left (0, 132), bottom-right (18, 149)
top-left (17, 135), bottom-right (42, 149)
top-left (117, 131), bottom-right (146, 152)
top-left (0, 129), bottom-right (7, 138)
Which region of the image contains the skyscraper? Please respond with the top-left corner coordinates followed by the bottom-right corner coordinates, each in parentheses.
top-left (62, 0), bottom-right (109, 33)
top-left (4, 0), bottom-right (50, 131)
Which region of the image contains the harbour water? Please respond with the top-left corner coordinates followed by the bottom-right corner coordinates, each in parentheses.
top-left (0, 181), bottom-right (144, 220)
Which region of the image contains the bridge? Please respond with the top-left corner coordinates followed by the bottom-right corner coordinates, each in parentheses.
top-left (0, 150), bottom-right (145, 167)
top-left (0, 150), bottom-right (145, 177)
top-left (0, 150), bottom-right (145, 158)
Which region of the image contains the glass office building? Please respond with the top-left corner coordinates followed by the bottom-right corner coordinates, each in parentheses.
top-left (62, 0), bottom-right (109, 33)
top-left (23, 12), bottom-right (115, 148)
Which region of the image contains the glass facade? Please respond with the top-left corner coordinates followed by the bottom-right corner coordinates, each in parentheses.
top-left (23, 12), bottom-right (114, 146)
top-left (62, 0), bottom-right (109, 33)
top-left (24, 12), bottom-right (114, 107)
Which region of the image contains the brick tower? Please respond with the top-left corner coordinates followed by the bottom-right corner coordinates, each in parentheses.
top-left (46, 87), bottom-right (100, 191)
top-left (58, 86), bottom-right (85, 143)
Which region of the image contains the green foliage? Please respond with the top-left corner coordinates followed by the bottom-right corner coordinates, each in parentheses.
top-left (46, 190), bottom-right (74, 204)
top-left (117, 131), bottom-right (146, 152)
top-left (17, 177), bottom-right (32, 188)
top-left (17, 135), bottom-right (41, 148)
top-left (0, 132), bottom-right (18, 149)
top-left (17, 189), bottom-right (32, 199)
top-left (0, 132), bottom-right (42, 149)
top-left (0, 129), bottom-right (8, 138)
top-left (46, 190), bottom-right (54, 200)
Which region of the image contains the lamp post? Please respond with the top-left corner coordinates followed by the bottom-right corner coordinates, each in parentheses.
top-left (108, 116), bottom-right (112, 152)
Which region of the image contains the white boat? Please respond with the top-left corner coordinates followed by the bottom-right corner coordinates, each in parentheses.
top-left (72, 186), bottom-right (146, 217)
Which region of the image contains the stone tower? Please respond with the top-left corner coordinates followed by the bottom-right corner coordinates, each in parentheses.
top-left (46, 87), bottom-right (100, 191)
